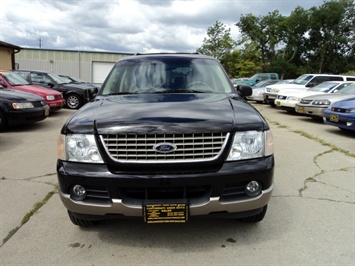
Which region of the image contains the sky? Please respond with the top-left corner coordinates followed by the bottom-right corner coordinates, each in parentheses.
top-left (1, 0), bottom-right (326, 54)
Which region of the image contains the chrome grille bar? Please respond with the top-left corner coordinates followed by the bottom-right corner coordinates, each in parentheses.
top-left (100, 132), bottom-right (229, 163)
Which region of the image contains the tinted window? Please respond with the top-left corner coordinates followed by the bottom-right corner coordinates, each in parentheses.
top-left (328, 76), bottom-right (344, 81)
top-left (101, 57), bottom-right (232, 95)
top-left (346, 77), bottom-right (355, 81)
top-left (310, 76), bottom-right (331, 86)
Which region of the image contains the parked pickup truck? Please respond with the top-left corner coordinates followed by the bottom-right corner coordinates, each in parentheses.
top-left (234, 73), bottom-right (279, 87)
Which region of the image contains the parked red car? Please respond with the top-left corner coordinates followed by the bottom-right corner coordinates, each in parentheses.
top-left (0, 70), bottom-right (65, 111)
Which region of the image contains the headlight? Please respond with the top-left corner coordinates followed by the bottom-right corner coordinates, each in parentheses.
top-left (227, 130), bottom-right (273, 161)
top-left (313, 100), bottom-right (331, 105)
top-left (46, 95), bottom-right (55, 100)
top-left (12, 102), bottom-right (34, 109)
top-left (57, 134), bottom-right (104, 163)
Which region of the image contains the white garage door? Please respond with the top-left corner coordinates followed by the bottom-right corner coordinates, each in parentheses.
top-left (92, 62), bottom-right (115, 84)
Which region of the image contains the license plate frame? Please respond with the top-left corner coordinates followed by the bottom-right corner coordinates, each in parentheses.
top-left (330, 114), bottom-right (339, 122)
top-left (143, 200), bottom-right (189, 224)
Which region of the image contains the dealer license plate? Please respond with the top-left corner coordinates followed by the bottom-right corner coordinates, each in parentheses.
top-left (330, 114), bottom-right (339, 122)
top-left (297, 106), bottom-right (304, 113)
top-left (143, 201), bottom-right (189, 224)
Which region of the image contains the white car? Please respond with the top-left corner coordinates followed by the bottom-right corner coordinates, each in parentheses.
top-left (263, 74), bottom-right (355, 106)
top-left (295, 83), bottom-right (355, 119)
top-left (246, 80), bottom-right (281, 103)
top-left (274, 81), bottom-right (353, 112)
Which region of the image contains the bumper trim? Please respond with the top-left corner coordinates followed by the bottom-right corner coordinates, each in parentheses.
top-left (59, 184), bottom-right (274, 217)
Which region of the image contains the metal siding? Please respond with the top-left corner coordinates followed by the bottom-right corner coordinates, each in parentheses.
top-left (15, 48), bottom-right (131, 83)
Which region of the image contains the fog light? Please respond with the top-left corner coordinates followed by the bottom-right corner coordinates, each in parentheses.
top-left (245, 181), bottom-right (261, 197)
top-left (71, 185), bottom-right (87, 201)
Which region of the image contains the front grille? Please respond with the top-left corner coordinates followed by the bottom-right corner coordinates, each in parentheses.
top-left (277, 95), bottom-right (287, 100)
top-left (300, 99), bottom-right (312, 104)
top-left (101, 132), bottom-right (229, 163)
top-left (32, 101), bottom-right (45, 107)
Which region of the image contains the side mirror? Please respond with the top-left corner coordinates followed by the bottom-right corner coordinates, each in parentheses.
top-left (236, 85), bottom-right (252, 97)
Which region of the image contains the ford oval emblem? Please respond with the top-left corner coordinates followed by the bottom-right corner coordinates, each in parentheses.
top-left (154, 143), bottom-right (177, 153)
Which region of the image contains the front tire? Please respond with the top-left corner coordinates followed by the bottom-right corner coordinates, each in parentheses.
top-left (66, 94), bottom-right (82, 109)
top-left (68, 210), bottom-right (98, 227)
top-left (0, 111), bottom-right (7, 132)
top-left (238, 205), bottom-right (267, 223)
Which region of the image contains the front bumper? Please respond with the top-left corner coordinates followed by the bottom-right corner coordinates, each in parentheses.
top-left (57, 156), bottom-right (274, 218)
top-left (295, 105), bottom-right (326, 117)
top-left (47, 99), bottom-right (66, 111)
top-left (263, 93), bottom-right (277, 103)
top-left (275, 99), bottom-right (298, 111)
top-left (7, 105), bottom-right (49, 126)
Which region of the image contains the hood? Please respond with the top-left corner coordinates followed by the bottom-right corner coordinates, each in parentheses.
top-left (0, 88), bottom-right (45, 101)
top-left (302, 92), bottom-right (355, 101)
top-left (64, 93), bottom-right (266, 134)
top-left (331, 97), bottom-right (355, 109)
top-left (281, 90), bottom-right (324, 98)
top-left (267, 84), bottom-right (306, 93)
top-left (9, 84), bottom-right (61, 96)
top-left (61, 83), bottom-right (98, 90)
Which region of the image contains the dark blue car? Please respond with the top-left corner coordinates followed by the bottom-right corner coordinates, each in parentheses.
top-left (323, 97), bottom-right (355, 132)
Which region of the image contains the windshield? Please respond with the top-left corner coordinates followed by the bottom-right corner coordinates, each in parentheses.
top-left (309, 82), bottom-right (338, 92)
top-left (48, 73), bottom-right (67, 84)
top-left (100, 56), bottom-right (233, 95)
top-left (338, 84), bottom-right (355, 94)
top-left (0, 71), bottom-right (30, 86)
top-left (292, 74), bottom-right (313, 85)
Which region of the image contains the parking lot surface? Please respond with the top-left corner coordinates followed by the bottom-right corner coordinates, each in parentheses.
top-left (0, 104), bottom-right (354, 265)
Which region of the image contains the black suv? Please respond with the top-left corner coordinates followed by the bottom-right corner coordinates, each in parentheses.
top-left (56, 53), bottom-right (274, 226)
top-left (15, 70), bottom-right (98, 109)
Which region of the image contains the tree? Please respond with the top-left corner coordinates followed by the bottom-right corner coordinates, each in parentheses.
top-left (306, 0), bottom-right (355, 74)
top-left (236, 11), bottom-right (285, 71)
top-left (196, 21), bottom-right (237, 61)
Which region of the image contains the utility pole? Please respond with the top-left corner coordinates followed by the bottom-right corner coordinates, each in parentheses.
top-left (38, 38), bottom-right (42, 49)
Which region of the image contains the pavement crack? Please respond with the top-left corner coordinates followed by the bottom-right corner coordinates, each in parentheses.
top-left (1, 186), bottom-right (58, 247)
top-left (298, 149), bottom-right (354, 199)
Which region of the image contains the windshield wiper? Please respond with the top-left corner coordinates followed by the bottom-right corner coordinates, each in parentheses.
top-left (153, 89), bottom-right (205, 94)
top-left (105, 92), bottom-right (139, 96)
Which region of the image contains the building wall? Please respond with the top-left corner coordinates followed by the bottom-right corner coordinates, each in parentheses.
top-left (15, 48), bottom-right (132, 83)
top-left (0, 48), bottom-right (13, 69)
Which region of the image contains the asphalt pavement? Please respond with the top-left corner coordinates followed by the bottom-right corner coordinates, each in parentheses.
top-left (0, 104), bottom-right (354, 265)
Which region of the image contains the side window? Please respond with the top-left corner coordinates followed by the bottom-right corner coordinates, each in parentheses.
top-left (329, 76), bottom-right (343, 81)
top-left (260, 74), bottom-right (268, 81)
top-left (345, 77), bottom-right (355, 81)
top-left (30, 73), bottom-right (51, 85)
top-left (270, 74), bottom-right (277, 80)
top-left (309, 76), bottom-right (329, 86)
